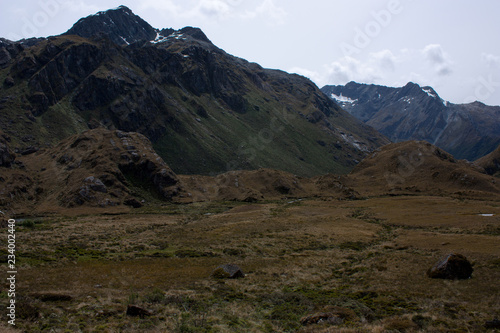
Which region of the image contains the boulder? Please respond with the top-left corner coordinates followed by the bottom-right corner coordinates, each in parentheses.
top-left (484, 319), bottom-right (500, 329)
top-left (0, 132), bottom-right (15, 167)
top-left (212, 264), bottom-right (245, 279)
top-left (0, 143), bottom-right (15, 167)
top-left (126, 305), bottom-right (152, 318)
top-left (426, 253), bottom-right (473, 280)
top-left (31, 293), bottom-right (72, 302)
top-left (300, 312), bottom-right (343, 326)
top-left (124, 198), bottom-right (143, 208)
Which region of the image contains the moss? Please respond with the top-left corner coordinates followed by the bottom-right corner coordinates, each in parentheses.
top-left (339, 241), bottom-right (371, 251)
top-left (143, 288), bottom-right (166, 304)
top-left (174, 249), bottom-right (217, 258)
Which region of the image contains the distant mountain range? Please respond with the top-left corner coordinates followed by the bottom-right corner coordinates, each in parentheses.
top-left (321, 82), bottom-right (500, 161)
top-left (0, 6), bottom-right (388, 177)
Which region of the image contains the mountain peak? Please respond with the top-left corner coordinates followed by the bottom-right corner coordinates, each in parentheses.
top-left (63, 5), bottom-right (157, 46)
top-left (321, 82), bottom-right (500, 161)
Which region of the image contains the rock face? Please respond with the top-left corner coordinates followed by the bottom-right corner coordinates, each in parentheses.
top-left (0, 132), bottom-right (15, 167)
top-left (0, 128), bottom-right (182, 213)
top-left (47, 128), bottom-right (181, 207)
top-left (63, 5), bottom-right (157, 46)
top-left (0, 6), bottom-right (388, 177)
top-left (126, 305), bottom-right (152, 318)
top-left (426, 253), bottom-right (473, 280)
top-left (322, 82), bottom-right (500, 161)
top-left (212, 264), bottom-right (245, 279)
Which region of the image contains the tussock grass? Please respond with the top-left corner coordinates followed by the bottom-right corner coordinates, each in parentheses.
top-left (4, 196), bottom-right (499, 332)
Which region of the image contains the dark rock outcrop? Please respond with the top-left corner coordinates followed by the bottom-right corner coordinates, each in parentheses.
top-left (64, 6), bottom-right (157, 46)
top-left (484, 319), bottom-right (500, 329)
top-left (0, 128), bottom-right (182, 211)
top-left (126, 305), bottom-right (152, 318)
top-left (0, 133), bottom-right (15, 167)
top-left (212, 264), bottom-right (245, 279)
top-left (50, 129), bottom-right (181, 207)
top-left (426, 253), bottom-right (473, 280)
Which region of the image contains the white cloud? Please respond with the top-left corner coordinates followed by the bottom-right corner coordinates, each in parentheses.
top-left (291, 51), bottom-right (399, 87)
top-left (288, 67), bottom-right (324, 85)
top-left (243, 0), bottom-right (287, 25)
top-left (371, 49), bottom-right (397, 72)
top-left (61, 0), bottom-right (100, 14)
top-left (422, 44), bottom-right (453, 76)
top-left (194, 0), bottom-right (233, 20)
top-left (481, 53), bottom-right (500, 68)
top-left (327, 56), bottom-right (382, 84)
top-left (138, 0), bottom-right (238, 21)
top-left (137, 0), bottom-right (182, 16)
top-left (137, 0), bottom-right (286, 24)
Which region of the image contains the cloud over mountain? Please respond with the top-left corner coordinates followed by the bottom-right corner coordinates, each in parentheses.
top-left (422, 44), bottom-right (453, 76)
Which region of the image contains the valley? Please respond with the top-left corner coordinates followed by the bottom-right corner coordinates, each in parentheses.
top-left (1, 195), bottom-right (499, 332)
top-left (1, 5), bottom-right (500, 333)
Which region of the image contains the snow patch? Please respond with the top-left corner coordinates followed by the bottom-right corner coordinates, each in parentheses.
top-left (340, 132), bottom-right (368, 152)
top-left (150, 31), bottom-right (186, 44)
top-left (331, 93), bottom-right (357, 104)
top-left (119, 36), bottom-right (130, 45)
top-left (422, 88), bottom-right (437, 98)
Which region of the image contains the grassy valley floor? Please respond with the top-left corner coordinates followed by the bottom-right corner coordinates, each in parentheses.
top-left (1, 195), bottom-right (499, 332)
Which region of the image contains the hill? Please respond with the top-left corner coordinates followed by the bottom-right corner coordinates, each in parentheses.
top-left (0, 6), bottom-right (388, 177)
top-left (348, 140), bottom-right (500, 197)
top-left (2, 128), bottom-right (499, 215)
top-left (476, 144), bottom-right (500, 177)
top-left (0, 128), bottom-right (182, 214)
top-left (0, 128), bottom-right (358, 215)
top-left (321, 82), bottom-right (500, 161)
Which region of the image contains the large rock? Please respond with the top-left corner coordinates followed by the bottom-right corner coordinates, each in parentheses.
top-left (484, 319), bottom-right (500, 329)
top-left (0, 132), bottom-right (15, 167)
top-left (212, 264), bottom-right (245, 279)
top-left (126, 305), bottom-right (152, 318)
top-left (426, 253), bottom-right (473, 280)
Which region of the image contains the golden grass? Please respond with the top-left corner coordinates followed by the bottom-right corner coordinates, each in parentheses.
top-left (2, 196), bottom-right (499, 332)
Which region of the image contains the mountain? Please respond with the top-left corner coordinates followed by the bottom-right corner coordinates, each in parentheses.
top-left (0, 6), bottom-right (388, 178)
top-left (348, 140), bottom-right (500, 197)
top-left (321, 82), bottom-right (500, 161)
top-left (63, 5), bottom-right (158, 46)
top-left (0, 128), bottom-right (357, 215)
top-left (2, 128), bottom-right (497, 216)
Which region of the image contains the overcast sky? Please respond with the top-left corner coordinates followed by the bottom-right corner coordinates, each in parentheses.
top-left (2, 0), bottom-right (499, 105)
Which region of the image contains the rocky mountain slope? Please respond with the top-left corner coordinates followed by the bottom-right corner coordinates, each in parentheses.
top-left (0, 6), bottom-right (388, 177)
top-left (1, 128), bottom-right (497, 216)
top-left (0, 128), bottom-right (357, 215)
top-left (0, 128), bottom-right (182, 213)
top-left (321, 82), bottom-right (500, 161)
